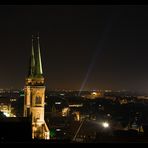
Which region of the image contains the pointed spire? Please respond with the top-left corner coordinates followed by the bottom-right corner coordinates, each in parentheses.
top-left (28, 35), bottom-right (35, 77)
top-left (35, 33), bottom-right (43, 77)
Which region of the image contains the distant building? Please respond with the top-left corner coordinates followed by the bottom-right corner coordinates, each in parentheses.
top-left (24, 35), bottom-right (49, 139)
top-left (137, 96), bottom-right (148, 100)
top-left (82, 91), bottom-right (104, 99)
top-left (0, 97), bottom-right (16, 117)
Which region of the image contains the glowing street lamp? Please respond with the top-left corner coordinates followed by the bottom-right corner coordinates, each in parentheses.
top-left (102, 122), bottom-right (109, 128)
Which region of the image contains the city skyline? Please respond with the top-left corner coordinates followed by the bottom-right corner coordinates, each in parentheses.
top-left (0, 5), bottom-right (148, 92)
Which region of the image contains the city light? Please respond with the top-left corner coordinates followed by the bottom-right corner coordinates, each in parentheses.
top-left (3, 112), bottom-right (10, 117)
top-left (55, 102), bottom-right (61, 105)
top-left (92, 92), bottom-right (97, 95)
top-left (102, 122), bottom-right (109, 128)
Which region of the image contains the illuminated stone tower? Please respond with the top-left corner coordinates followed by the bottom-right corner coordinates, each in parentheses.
top-left (24, 34), bottom-right (49, 139)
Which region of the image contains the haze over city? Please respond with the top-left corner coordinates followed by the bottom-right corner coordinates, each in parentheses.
top-left (0, 5), bottom-right (148, 92)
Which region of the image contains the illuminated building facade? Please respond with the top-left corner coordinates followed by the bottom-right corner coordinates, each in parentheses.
top-left (24, 35), bottom-right (49, 139)
top-left (0, 98), bottom-right (16, 117)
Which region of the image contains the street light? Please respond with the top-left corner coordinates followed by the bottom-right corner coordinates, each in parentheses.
top-left (102, 122), bottom-right (109, 128)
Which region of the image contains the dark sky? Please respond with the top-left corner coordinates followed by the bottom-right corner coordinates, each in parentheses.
top-left (0, 5), bottom-right (148, 92)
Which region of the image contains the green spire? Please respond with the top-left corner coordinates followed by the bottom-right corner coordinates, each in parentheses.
top-left (28, 36), bottom-right (35, 77)
top-left (35, 33), bottom-right (43, 77)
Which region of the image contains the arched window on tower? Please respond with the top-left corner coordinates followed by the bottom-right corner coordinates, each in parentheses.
top-left (35, 96), bottom-right (42, 105)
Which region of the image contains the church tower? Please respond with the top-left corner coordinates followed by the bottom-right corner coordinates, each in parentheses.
top-left (24, 34), bottom-right (49, 139)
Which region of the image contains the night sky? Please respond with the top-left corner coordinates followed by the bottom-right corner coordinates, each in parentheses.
top-left (0, 5), bottom-right (148, 92)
